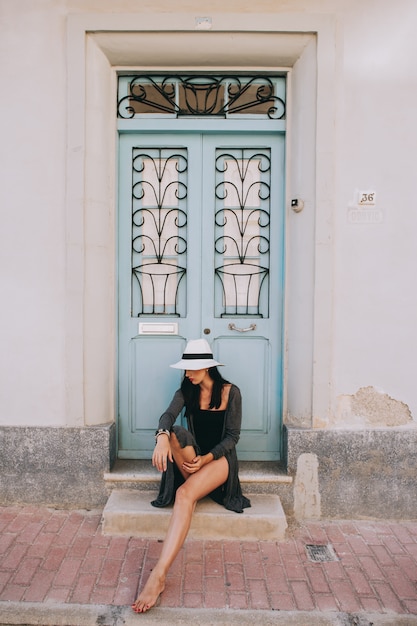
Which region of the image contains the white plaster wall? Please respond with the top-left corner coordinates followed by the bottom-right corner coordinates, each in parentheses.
top-left (0, 1), bottom-right (67, 425)
top-left (0, 0), bottom-right (416, 429)
top-left (332, 0), bottom-right (417, 423)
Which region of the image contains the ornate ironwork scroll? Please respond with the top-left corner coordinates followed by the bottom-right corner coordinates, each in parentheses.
top-left (131, 148), bottom-right (188, 316)
top-left (214, 149), bottom-right (271, 317)
top-left (118, 75), bottom-right (285, 119)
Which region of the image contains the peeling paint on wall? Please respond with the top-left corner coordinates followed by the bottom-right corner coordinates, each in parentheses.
top-left (334, 386), bottom-right (413, 428)
top-left (293, 453), bottom-right (321, 521)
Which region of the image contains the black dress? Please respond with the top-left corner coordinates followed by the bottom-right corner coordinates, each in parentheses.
top-left (192, 408), bottom-right (227, 505)
top-left (193, 408), bottom-right (225, 455)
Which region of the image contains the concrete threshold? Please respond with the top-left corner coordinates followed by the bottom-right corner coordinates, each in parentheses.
top-left (1, 603), bottom-right (416, 626)
top-left (102, 489), bottom-right (288, 541)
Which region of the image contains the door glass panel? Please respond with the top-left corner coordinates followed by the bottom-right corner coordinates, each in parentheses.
top-left (214, 148), bottom-right (271, 317)
top-left (131, 147), bottom-right (188, 316)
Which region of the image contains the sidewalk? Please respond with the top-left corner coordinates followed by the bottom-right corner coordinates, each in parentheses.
top-left (0, 504), bottom-right (416, 625)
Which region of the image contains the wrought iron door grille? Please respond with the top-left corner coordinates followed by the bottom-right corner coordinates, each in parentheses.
top-left (131, 147), bottom-right (188, 316)
top-left (118, 75), bottom-right (286, 119)
top-left (214, 148), bottom-right (271, 318)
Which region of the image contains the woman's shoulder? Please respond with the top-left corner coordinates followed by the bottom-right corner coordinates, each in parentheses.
top-left (227, 383), bottom-right (241, 398)
top-left (219, 382), bottom-right (240, 410)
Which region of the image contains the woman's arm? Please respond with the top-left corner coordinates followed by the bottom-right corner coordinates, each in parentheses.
top-left (157, 389), bottom-right (185, 431)
top-left (209, 384), bottom-right (242, 461)
top-left (153, 389), bottom-right (185, 472)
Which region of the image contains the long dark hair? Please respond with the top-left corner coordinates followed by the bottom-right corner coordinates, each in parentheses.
top-left (181, 367), bottom-right (230, 415)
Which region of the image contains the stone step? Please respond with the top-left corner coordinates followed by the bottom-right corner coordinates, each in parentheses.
top-left (102, 489), bottom-right (288, 541)
top-left (104, 459), bottom-right (293, 495)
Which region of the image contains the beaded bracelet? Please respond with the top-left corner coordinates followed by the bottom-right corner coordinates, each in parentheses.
top-left (154, 428), bottom-right (170, 442)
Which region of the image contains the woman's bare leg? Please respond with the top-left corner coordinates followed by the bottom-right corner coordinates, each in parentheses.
top-left (132, 456), bottom-right (228, 613)
top-left (169, 431), bottom-right (197, 480)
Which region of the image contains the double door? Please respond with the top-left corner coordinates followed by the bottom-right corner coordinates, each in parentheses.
top-left (118, 131), bottom-right (285, 460)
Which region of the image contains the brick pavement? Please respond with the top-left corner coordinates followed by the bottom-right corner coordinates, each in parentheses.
top-left (0, 505), bottom-right (416, 616)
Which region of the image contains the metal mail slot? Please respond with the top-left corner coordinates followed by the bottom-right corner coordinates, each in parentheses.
top-left (138, 322), bottom-right (179, 335)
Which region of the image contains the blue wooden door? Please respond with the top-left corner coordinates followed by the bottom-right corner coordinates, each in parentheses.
top-left (118, 131), bottom-right (285, 460)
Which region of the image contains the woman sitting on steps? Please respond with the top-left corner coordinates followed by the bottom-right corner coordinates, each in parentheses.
top-left (132, 338), bottom-right (251, 614)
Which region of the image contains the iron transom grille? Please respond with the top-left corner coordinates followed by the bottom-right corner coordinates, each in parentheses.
top-left (118, 74), bottom-right (286, 120)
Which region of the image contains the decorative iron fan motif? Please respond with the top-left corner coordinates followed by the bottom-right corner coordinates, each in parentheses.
top-left (118, 75), bottom-right (285, 119)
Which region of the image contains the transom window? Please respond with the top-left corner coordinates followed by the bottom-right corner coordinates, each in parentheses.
top-left (117, 74), bottom-right (286, 119)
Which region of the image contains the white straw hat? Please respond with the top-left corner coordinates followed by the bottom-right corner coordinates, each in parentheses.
top-left (170, 338), bottom-right (223, 370)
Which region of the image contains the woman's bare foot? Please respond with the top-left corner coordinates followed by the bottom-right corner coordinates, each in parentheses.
top-left (132, 569), bottom-right (166, 613)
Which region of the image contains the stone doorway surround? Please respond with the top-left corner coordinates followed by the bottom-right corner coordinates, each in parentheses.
top-left (66, 10), bottom-right (336, 434)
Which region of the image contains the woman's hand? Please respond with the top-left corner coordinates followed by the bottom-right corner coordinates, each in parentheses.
top-left (152, 434), bottom-right (173, 472)
top-left (182, 453), bottom-right (213, 474)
